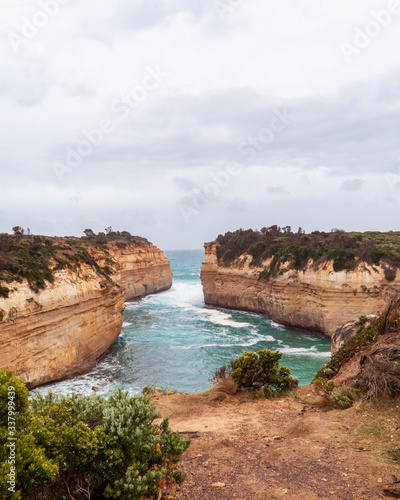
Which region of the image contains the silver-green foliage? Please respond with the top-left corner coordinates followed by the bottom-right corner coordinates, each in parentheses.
top-left (2, 381), bottom-right (190, 499)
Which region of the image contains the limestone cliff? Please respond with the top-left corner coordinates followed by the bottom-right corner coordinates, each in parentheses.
top-left (111, 242), bottom-right (173, 301)
top-left (200, 242), bottom-right (400, 338)
top-left (0, 240), bottom-right (172, 387)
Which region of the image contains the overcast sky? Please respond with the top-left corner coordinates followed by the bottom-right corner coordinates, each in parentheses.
top-left (0, 0), bottom-right (399, 250)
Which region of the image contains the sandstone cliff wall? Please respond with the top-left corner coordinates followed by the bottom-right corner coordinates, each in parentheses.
top-left (111, 242), bottom-right (173, 300)
top-left (0, 242), bottom-right (172, 387)
top-left (200, 242), bottom-right (400, 338)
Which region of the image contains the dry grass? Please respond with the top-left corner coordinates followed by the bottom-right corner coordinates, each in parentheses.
top-left (358, 358), bottom-right (400, 399)
top-left (211, 378), bottom-right (238, 396)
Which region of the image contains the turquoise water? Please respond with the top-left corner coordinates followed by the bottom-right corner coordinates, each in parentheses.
top-left (37, 250), bottom-right (331, 395)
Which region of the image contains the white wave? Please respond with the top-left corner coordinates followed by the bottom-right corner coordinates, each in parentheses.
top-left (254, 334), bottom-right (275, 342)
top-left (153, 282), bottom-right (204, 307)
top-left (123, 282), bottom-right (203, 310)
top-left (171, 339), bottom-right (261, 349)
top-left (124, 302), bottom-right (140, 309)
top-left (183, 306), bottom-right (252, 328)
top-left (270, 320), bottom-right (286, 330)
top-left (171, 329), bottom-right (276, 349)
top-left (33, 378), bottom-right (112, 397)
top-left (278, 345), bottom-right (331, 357)
top-left (122, 321), bottom-right (132, 327)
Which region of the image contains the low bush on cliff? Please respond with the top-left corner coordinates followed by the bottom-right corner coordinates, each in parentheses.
top-left (0, 370), bottom-right (190, 500)
top-left (215, 226), bottom-right (400, 278)
top-left (314, 378), bottom-right (360, 409)
top-left (0, 285), bottom-right (10, 299)
top-left (83, 227), bottom-right (148, 247)
top-left (213, 349), bottom-right (298, 397)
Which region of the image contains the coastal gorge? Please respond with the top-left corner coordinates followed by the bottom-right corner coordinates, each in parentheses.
top-left (0, 230), bottom-right (172, 388)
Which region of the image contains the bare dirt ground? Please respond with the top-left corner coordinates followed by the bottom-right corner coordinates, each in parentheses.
top-left (154, 387), bottom-right (400, 500)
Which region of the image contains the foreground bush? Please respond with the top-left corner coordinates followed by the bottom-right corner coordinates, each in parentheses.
top-left (213, 348), bottom-right (298, 397)
top-left (0, 370), bottom-right (190, 499)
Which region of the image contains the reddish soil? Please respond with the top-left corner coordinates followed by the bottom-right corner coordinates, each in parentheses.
top-left (154, 387), bottom-right (400, 500)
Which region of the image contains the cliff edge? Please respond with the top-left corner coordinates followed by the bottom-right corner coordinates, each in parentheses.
top-left (201, 229), bottom-right (400, 337)
top-left (0, 232), bottom-right (172, 387)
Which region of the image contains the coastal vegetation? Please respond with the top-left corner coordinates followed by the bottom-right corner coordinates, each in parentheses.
top-left (215, 226), bottom-right (400, 281)
top-left (0, 227), bottom-right (147, 297)
top-left (315, 298), bottom-right (400, 405)
top-left (0, 370), bottom-right (189, 499)
top-left (212, 348), bottom-right (298, 398)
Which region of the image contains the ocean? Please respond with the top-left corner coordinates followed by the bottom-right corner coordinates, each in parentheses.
top-left (36, 249), bottom-right (331, 396)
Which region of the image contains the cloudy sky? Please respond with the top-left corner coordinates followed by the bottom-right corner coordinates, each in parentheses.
top-left (0, 0), bottom-right (399, 250)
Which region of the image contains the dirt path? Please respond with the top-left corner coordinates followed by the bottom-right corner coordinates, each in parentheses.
top-left (154, 387), bottom-right (400, 500)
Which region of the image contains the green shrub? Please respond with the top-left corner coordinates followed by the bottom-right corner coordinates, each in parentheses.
top-left (231, 348), bottom-right (295, 396)
top-left (0, 370), bottom-right (58, 499)
top-left (314, 377), bottom-right (335, 396)
top-left (368, 247), bottom-right (385, 266)
top-left (330, 387), bottom-right (359, 409)
top-left (142, 384), bottom-right (167, 396)
top-left (0, 285), bottom-right (9, 298)
top-left (0, 371), bottom-right (190, 499)
top-left (328, 248), bottom-right (355, 272)
top-left (314, 377), bottom-right (359, 408)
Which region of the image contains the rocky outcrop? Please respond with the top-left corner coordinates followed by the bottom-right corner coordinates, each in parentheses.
top-left (0, 242), bottom-right (172, 387)
top-left (332, 331), bottom-right (400, 387)
top-left (200, 242), bottom-right (400, 338)
top-left (331, 315), bottom-right (377, 355)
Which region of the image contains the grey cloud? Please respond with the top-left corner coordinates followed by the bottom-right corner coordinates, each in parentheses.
top-left (173, 177), bottom-right (195, 192)
top-left (116, 0), bottom-right (208, 31)
top-left (68, 71), bottom-right (400, 181)
top-left (1, 1), bottom-right (400, 249)
top-left (340, 178), bottom-right (365, 191)
top-left (266, 186), bottom-right (289, 195)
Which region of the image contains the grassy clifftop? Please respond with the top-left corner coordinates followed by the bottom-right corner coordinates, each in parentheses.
top-left (0, 228), bottom-right (148, 297)
top-left (215, 226), bottom-right (400, 281)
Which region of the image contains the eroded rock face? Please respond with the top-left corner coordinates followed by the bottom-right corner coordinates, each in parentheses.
top-left (200, 242), bottom-right (400, 338)
top-left (0, 242), bottom-right (172, 387)
top-left (331, 315), bottom-right (377, 355)
top-left (111, 242), bottom-right (173, 300)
